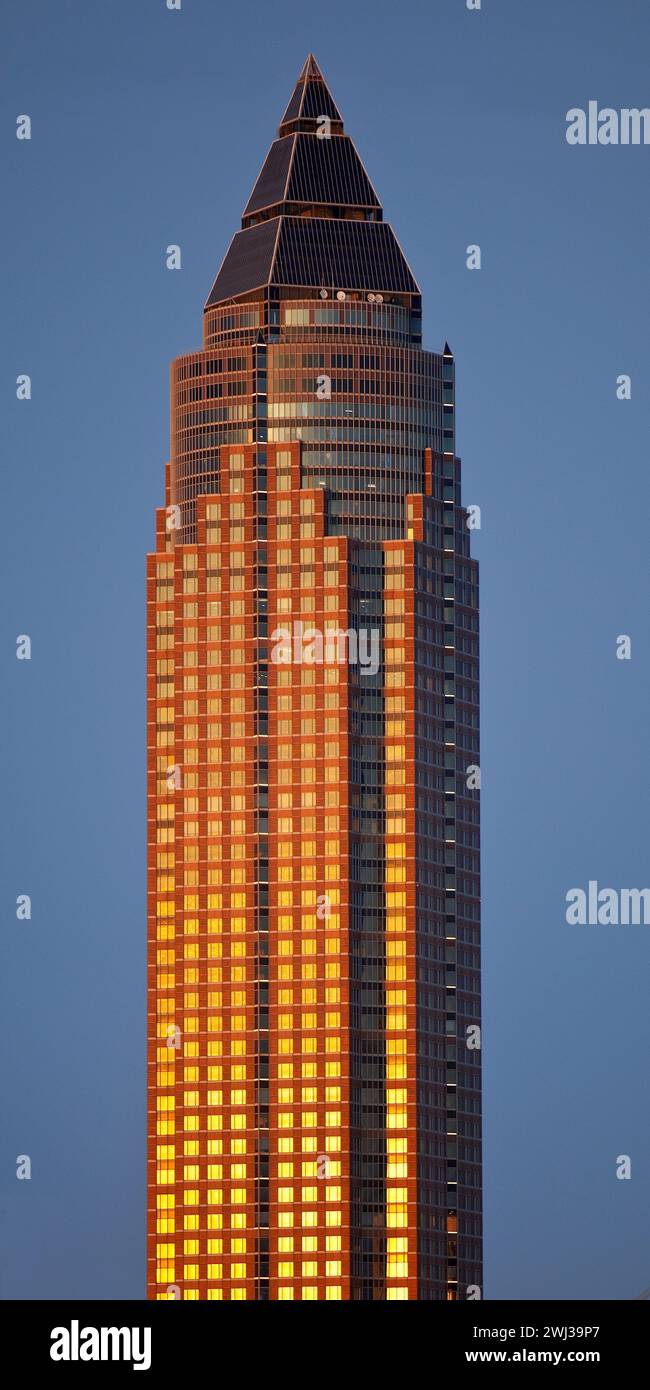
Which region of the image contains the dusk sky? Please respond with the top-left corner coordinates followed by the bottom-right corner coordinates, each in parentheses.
top-left (2, 0), bottom-right (648, 1300)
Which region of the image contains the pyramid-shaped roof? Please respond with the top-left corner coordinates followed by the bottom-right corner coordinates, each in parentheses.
top-left (279, 54), bottom-right (344, 133)
top-left (205, 57), bottom-right (419, 307)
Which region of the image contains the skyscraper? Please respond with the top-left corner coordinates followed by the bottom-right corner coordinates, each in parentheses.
top-left (147, 56), bottom-right (481, 1301)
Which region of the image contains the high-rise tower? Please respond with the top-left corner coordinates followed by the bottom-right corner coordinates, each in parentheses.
top-left (147, 56), bottom-right (481, 1301)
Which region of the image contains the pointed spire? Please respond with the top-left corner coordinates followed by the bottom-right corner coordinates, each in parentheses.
top-left (299, 53), bottom-right (324, 80)
top-left (279, 54), bottom-right (344, 136)
top-left (241, 54), bottom-right (380, 228)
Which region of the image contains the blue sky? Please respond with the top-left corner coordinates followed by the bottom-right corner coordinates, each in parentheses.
top-left (1, 0), bottom-right (648, 1300)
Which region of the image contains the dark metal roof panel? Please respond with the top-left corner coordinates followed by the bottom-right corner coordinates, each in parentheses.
top-left (205, 218), bottom-right (279, 306)
top-left (287, 135), bottom-right (380, 209)
top-left (243, 137), bottom-right (294, 217)
top-left (299, 78), bottom-right (342, 123)
top-left (274, 217), bottom-right (419, 294)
